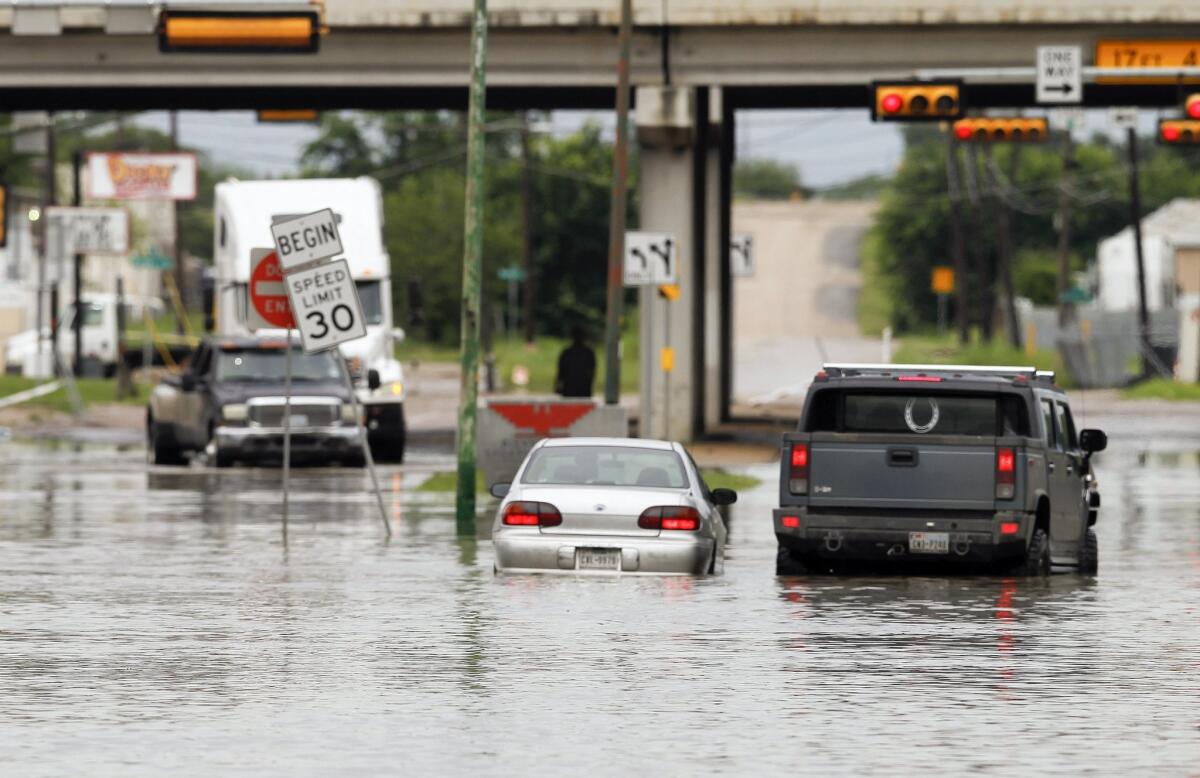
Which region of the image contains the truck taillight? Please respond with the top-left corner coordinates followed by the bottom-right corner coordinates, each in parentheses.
top-left (638, 506), bottom-right (701, 531)
top-left (503, 501), bottom-right (563, 527)
top-left (996, 447), bottom-right (1016, 499)
top-left (789, 443), bottom-right (809, 494)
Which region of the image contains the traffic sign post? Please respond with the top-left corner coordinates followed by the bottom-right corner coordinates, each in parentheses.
top-left (1037, 46), bottom-right (1082, 104)
top-left (284, 259), bottom-right (368, 354)
top-left (623, 231), bottom-right (677, 286)
top-left (270, 208), bottom-right (344, 271)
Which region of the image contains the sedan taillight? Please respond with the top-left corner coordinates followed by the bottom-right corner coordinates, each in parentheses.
top-left (638, 506), bottom-right (701, 531)
top-left (503, 501), bottom-right (563, 527)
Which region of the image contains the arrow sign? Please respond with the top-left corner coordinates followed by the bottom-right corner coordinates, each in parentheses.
top-left (623, 231), bottom-right (677, 286)
top-left (1037, 46), bottom-right (1082, 105)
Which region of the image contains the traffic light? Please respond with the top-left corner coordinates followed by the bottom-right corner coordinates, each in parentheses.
top-left (951, 117), bottom-right (1049, 143)
top-left (1158, 119), bottom-right (1200, 144)
top-left (872, 81), bottom-right (962, 121)
top-left (1186, 94), bottom-right (1200, 120)
top-left (158, 9), bottom-right (322, 54)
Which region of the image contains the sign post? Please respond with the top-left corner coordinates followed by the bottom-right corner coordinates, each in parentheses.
top-left (931, 266), bottom-right (955, 334)
top-left (1036, 46), bottom-right (1083, 104)
top-left (265, 212), bottom-right (391, 539)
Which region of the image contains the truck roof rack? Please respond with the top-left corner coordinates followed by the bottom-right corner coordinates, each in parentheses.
top-left (823, 363), bottom-right (1055, 383)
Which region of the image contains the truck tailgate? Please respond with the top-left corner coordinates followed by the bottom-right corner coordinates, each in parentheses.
top-left (808, 437), bottom-right (996, 511)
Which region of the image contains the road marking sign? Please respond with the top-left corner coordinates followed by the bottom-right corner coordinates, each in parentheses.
top-left (248, 248), bottom-right (295, 331)
top-left (623, 231), bottom-right (676, 286)
top-left (1037, 46), bottom-right (1082, 104)
top-left (731, 233), bottom-right (754, 277)
top-left (270, 208), bottom-right (344, 271)
top-left (45, 206), bottom-right (129, 254)
top-left (1109, 106), bottom-right (1139, 130)
top-left (285, 258), bottom-right (367, 353)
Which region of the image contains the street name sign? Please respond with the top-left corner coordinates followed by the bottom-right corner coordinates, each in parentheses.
top-left (1109, 107), bottom-right (1139, 130)
top-left (623, 231), bottom-right (677, 286)
top-left (1037, 46), bottom-right (1082, 104)
top-left (45, 206), bottom-right (129, 255)
top-left (285, 258), bottom-right (367, 353)
top-left (248, 248), bottom-right (295, 331)
top-left (731, 233), bottom-right (754, 277)
top-left (270, 208), bottom-right (344, 271)
top-left (1096, 40), bottom-right (1200, 83)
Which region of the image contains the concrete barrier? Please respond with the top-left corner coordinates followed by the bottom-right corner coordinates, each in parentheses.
top-left (477, 398), bottom-right (628, 486)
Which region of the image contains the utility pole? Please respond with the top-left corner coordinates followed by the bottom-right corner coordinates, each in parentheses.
top-left (1127, 126), bottom-right (1152, 377)
top-left (959, 142), bottom-right (992, 341)
top-left (72, 150), bottom-right (83, 377)
top-left (984, 145), bottom-right (1022, 349)
top-left (944, 135), bottom-right (970, 344)
top-left (519, 113), bottom-right (537, 344)
top-left (602, 0), bottom-right (632, 405)
top-left (454, 0), bottom-right (488, 536)
top-left (170, 111), bottom-right (186, 334)
top-left (37, 115), bottom-right (56, 369)
top-left (1056, 131), bottom-right (1075, 329)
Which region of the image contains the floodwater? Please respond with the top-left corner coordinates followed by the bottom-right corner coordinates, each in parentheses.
top-left (1, 414), bottom-right (1198, 776)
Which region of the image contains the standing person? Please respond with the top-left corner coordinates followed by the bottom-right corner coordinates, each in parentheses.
top-left (555, 326), bottom-right (596, 398)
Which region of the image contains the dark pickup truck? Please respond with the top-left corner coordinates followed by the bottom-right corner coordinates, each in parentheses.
top-left (147, 335), bottom-right (365, 468)
top-left (773, 364), bottom-right (1107, 576)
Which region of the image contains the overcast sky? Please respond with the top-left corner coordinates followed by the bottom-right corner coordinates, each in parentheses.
top-left (134, 107), bottom-right (1174, 190)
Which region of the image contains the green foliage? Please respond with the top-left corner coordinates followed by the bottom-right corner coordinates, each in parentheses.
top-left (818, 173), bottom-right (892, 200)
top-left (893, 333), bottom-right (1074, 387)
top-left (733, 158), bottom-right (803, 200)
top-left (866, 129), bottom-right (1200, 333)
top-left (1121, 378), bottom-right (1200, 401)
top-left (699, 471), bottom-right (762, 491)
top-left (0, 375), bottom-right (145, 413)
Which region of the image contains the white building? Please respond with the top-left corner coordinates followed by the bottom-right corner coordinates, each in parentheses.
top-left (1097, 198), bottom-right (1200, 312)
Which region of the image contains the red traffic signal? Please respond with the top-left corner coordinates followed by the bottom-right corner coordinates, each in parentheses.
top-left (872, 82), bottom-right (963, 121)
top-left (951, 118), bottom-right (1049, 143)
top-left (1159, 120), bottom-right (1200, 144)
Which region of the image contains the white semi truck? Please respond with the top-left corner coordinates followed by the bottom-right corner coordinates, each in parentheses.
top-left (211, 177), bottom-right (406, 461)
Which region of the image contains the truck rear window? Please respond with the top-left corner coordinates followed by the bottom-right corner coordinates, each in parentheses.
top-left (806, 391), bottom-right (1030, 436)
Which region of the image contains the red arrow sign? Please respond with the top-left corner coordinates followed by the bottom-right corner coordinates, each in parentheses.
top-left (490, 402), bottom-right (594, 437)
top-left (249, 250), bottom-right (295, 329)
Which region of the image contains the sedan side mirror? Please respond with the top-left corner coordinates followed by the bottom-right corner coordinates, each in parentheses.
top-left (489, 482), bottom-right (510, 499)
top-left (1079, 428), bottom-right (1107, 454)
top-left (367, 369), bottom-right (381, 391)
top-left (180, 374), bottom-right (197, 392)
top-left (711, 488), bottom-right (738, 506)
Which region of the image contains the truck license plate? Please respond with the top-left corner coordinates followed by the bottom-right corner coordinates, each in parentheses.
top-left (577, 548), bottom-right (621, 570)
top-left (288, 414), bottom-right (309, 428)
top-left (909, 532), bottom-right (949, 554)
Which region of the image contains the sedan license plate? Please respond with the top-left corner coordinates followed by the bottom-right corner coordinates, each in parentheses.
top-left (577, 548), bottom-right (621, 571)
top-left (909, 531), bottom-right (949, 554)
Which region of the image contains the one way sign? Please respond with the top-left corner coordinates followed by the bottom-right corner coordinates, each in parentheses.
top-left (1037, 46), bottom-right (1082, 104)
top-left (623, 231), bottom-right (677, 286)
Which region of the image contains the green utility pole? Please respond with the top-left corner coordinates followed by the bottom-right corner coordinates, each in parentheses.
top-left (602, 0), bottom-right (633, 405)
top-left (455, 0), bottom-right (488, 535)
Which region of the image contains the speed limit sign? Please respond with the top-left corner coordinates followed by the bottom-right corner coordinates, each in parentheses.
top-left (284, 258), bottom-right (367, 353)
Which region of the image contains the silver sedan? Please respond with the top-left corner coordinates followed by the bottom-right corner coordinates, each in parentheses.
top-left (489, 437), bottom-right (734, 575)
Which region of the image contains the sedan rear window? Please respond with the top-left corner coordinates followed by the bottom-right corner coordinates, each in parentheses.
top-left (521, 446), bottom-right (689, 488)
top-left (807, 391), bottom-right (1030, 436)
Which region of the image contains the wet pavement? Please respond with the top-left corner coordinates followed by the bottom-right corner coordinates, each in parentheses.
top-left (1, 411), bottom-right (1198, 776)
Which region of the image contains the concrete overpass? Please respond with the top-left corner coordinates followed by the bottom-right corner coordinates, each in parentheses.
top-left (5, 0), bottom-right (1200, 439)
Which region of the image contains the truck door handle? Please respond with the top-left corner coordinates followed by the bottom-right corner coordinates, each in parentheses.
top-left (887, 448), bottom-right (918, 467)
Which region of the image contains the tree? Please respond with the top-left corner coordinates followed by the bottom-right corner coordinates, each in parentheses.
top-left (733, 158), bottom-right (804, 200)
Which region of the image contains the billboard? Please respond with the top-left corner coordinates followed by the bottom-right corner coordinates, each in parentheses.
top-left (86, 152), bottom-right (198, 201)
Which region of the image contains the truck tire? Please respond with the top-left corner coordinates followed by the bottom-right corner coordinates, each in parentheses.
top-left (776, 545), bottom-right (810, 576)
top-left (1018, 528), bottom-right (1051, 576)
top-left (148, 420), bottom-right (186, 466)
top-left (1077, 529), bottom-right (1098, 575)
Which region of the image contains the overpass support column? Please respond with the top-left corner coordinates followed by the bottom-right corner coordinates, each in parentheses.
top-left (637, 85), bottom-right (718, 442)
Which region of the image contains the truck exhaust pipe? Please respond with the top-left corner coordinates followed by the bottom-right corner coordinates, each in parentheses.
top-left (953, 539), bottom-right (971, 556)
top-left (887, 544), bottom-right (905, 557)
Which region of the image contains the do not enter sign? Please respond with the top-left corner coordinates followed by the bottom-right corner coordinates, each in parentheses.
top-left (248, 248), bottom-right (295, 331)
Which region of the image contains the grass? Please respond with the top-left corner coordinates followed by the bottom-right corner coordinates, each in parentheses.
top-left (856, 229), bottom-right (895, 336)
top-left (1121, 378), bottom-right (1200, 401)
top-left (400, 322), bottom-right (641, 395)
top-left (0, 374), bottom-right (146, 414)
top-left (416, 469), bottom-right (762, 494)
top-left (892, 332), bottom-right (1075, 387)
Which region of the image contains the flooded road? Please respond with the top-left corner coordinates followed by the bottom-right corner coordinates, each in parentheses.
top-left (1, 413), bottom-right (1198, 776)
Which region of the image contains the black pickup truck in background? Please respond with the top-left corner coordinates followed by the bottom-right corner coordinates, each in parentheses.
top-left (773, 364), bottom-right (1107, 576)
